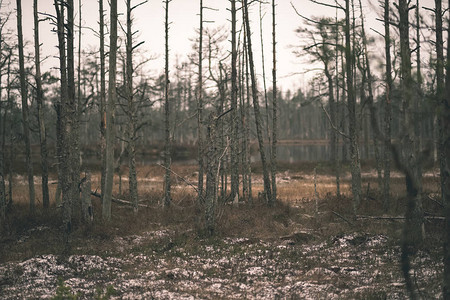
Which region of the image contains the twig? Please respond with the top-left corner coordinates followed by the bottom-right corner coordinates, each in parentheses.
top-left (90, 191), bottom-right (149, 208)
top-left (331, 211), bottom-right (354, 226)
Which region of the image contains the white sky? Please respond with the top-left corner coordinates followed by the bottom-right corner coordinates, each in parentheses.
top-left (8, 0), bottom-right (438, 93)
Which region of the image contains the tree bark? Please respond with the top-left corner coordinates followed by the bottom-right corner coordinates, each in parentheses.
top-left (103, 0), bottom-right (118, 220)
top-left (197, 0), bottom-right (204, 203)
top-left (230, 0), bottom-right (239, 204)
top-left (99, 0), bottom-right (106, 206)
top-left (17, 0), bottom-right (36, 214)
top-left (383, 0), bottom-right (392, 212)
top-left (443, 0), bottom-right (450, 296)
top-left (163, 0), bottom-right (172, 207)
top-left (126, 0), bottom-right (138, 213)
top-left (270, 0), bottom-right (278, 204)
top-left (345, 0), bottom-right (361, 215)
top-left (34, 0), bottom-right (50, 209)
top-left (243, 0), bottom-right (272, 205)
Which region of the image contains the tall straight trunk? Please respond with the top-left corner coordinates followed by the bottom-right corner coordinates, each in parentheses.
top-left (359, 0), bottom-right (382, 190)
top-left (399, 0), bottom-right (424, 297)
top-left (442, 0), bottom-right (450, 296)
top-left (230, 0), bottom-right (239, 203)
top-left (163, 0), bottom-right (171, 207)
top-left (399, 0), bottom-right (423, 245)
top-left (6, 52), bottom-right (12, 211)
top-left (259, 2), bottom-right (271, 145)
top-left (197, 0), bottom-right (204, 202)
top-left (204, 114), bottom-right (219, 236)
top-left (436, 0), bottom-right (444, 211)
top-left (334, 11), bottom-right (341, 196)
top-left (16, 0), bottom-right (35, 214)
top-left (383, 0), bottom-right (392, 212)
top-left (243, 0), bottom-right (272, 205)
top-left (99, 0), bottom-right (106, 202)
top-left (345, 0), bottom-right (361, 214)
top-left (103, 0), bottom-right (118, 220)
top-left (0, 35), bottom-right (5, 223)
top-left (126, 0), bottom-right (138, 213)
top-left (415, 0), bottom-right (423, 152)
top-left (34, 0), bottom-right (49, 209)
top-left (270, 0), bottom-right (277, 204)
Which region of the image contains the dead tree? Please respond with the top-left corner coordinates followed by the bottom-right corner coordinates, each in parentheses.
top-left (99, 0), bottom-right (107, 206)
top-left (243, 0), bottom-right (272, 205)
top-left (163, 0), bottom-right (172, 207)
top-left (16, 0), bottom-right (36, 214)
top-left (345, 0), bottom-right (362, 214)
top-left (197, 0), bottom-right (204, 203)
top-left (103, 0), bottom-right (118, 220)
top-left (34, 0), bottom-right (50, 209)
top-left (382, 0), bottom-right (393, 212)
top-left (270, 0), bottom-right (278, 204)
top-left (230, 0), bottom-right (239, 204)
top-left (443, 0), bottom-right (450, 296)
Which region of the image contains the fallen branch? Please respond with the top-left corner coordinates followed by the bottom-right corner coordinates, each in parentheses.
top-left (331, 211), bottom-right (354, 226)
top-left (90, 191), bottom-right (149, 208)
top-left (356, 215), bottom-right (445, 221)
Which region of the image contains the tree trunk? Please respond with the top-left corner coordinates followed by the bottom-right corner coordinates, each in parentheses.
top-left (16, 0), bottom-right (36, 214)
top-left (103, 0), bottom-right (118, 220)
top-left (243, 0), bottom-right (272, 205)
top-left (204, 114), bottom-right (219, 236)
top-left (0, 39), bottom-right (5, 224)
top-left (383, 0), bottom-right (392, 212)
top-left (442, 0), bottom-right (450, 296)
top-left (359, 0), bottom-right (382, 191)
top-left (163, 0), bottom-right (171, 207)
top-left (99, 0), bottom-right (107, 206)
top-left (197, 0), bottom-right (204, 203)
top-left (270, 0), bottom-right (278, 204)
top-left (230, 0), bottom-right (239, 204)
top-left (34, 0), bottom-right (50, 209)
top-left (126, 0), bottom-right (138, 213)
top-left (345, 0), bottom-right (361, 215)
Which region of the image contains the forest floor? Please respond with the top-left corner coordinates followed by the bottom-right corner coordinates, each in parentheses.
top-left (0, 162), bottom-right (444, 299)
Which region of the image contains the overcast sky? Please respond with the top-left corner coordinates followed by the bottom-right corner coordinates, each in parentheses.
top-left (8, 0), bottom-right (437, 93)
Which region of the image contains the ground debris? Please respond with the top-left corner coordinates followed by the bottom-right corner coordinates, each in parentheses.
top-left (0, 229), bottom-right (442, 299)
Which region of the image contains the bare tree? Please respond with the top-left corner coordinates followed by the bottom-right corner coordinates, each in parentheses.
top-left (163, 0), bottom-right (172, 207)
top-left (270, 0), bottom-right (277, 204)
top-left (103, 0), bottom-right (118, 220)
top-left (243, 0), bottom-right (272, 205)
top-left (34, 0), bottom-right (50, 209)
top-left (345, 0), bottom-right (361, 214)
top-left (230, 0), bottom-right (239, 204)
top-left (16, 0), bottom-right (35, 214)
top-left (197, 0), bottom-right (205, 203)
top-left (443, 0), bottom-right (450, 296)
top-left (99, 0), bottom-right (107, 206)
top-left (382, 0), bottom-right (393, 212)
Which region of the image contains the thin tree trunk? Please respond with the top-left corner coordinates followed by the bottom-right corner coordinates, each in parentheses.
top-left (197, 0), bottom-right (204, 203)
top-left (345, 0), bottom-right (361, 215)
top-left (243, 0), bottom-right (272, 205)
top-left (34, 0), bottom-right (49, 209)
top-left (103, 0), bottom-right (118, 220)
top-left (259, 1), bottom-right (271, 145)
top-left (359, 0), bottom-right (382, 191)
top-left (126, 0), bottom-right (138, 213)
top-left (0, 34), bottom-right (5, 223)
top-left (6, 52), bottom-right (12, 211)
top-left (163, 0), bottom-right (171, 207)
top-left (383, 0), bottom-right (392, 212)
top-left (99, 0), bottom-right (106, 205)
top-left (442, 0), bottom-right (450, 296)
top-left (16, 0), bottom-right (35, 214)
top-left (270, 0), bottom-right (277, 204)
top-left (230, 0), bottom-right (239, 204)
